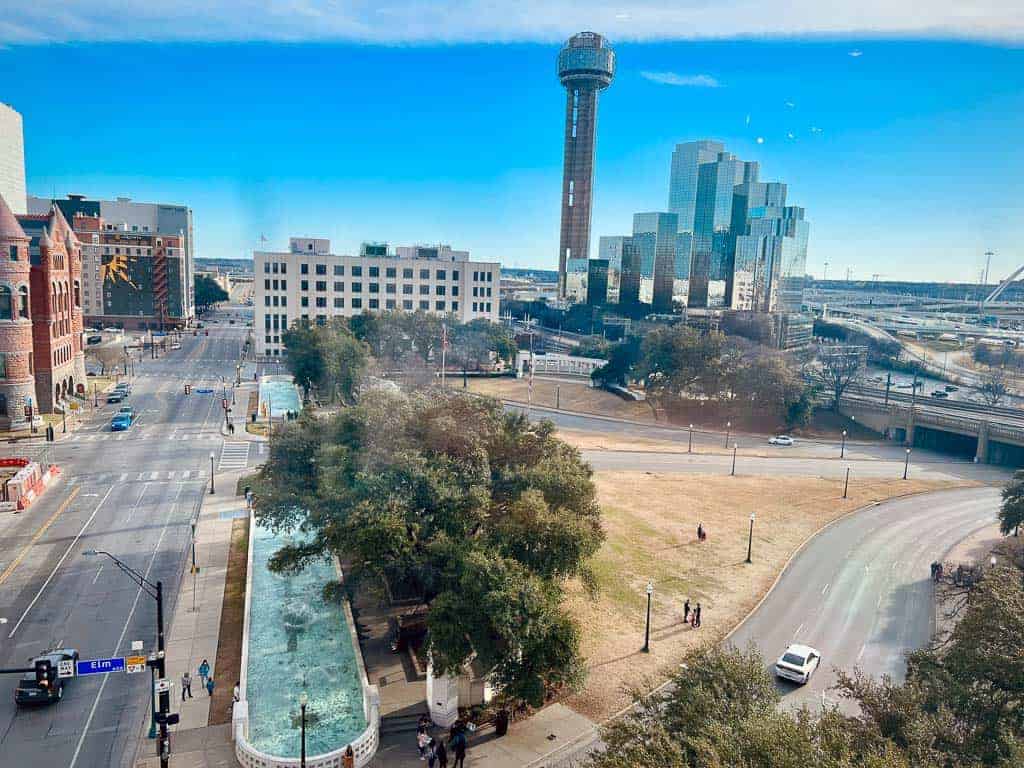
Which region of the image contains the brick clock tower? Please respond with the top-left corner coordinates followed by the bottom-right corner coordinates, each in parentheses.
top-left (0, 194), bottom-right (36, 429)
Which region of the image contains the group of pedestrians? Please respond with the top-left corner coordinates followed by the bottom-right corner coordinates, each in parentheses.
top-left (180, 658), bottom-right (235, 702)
top-left (683, 599), bottom-right (702, 629)
top-left (416, 715), bottom-right (468, 767)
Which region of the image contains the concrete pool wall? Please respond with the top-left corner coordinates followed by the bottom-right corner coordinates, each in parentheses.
top-left (258, 375), bottom-right (303, 421)
top-left (233, 512), bottom-right (380, 768)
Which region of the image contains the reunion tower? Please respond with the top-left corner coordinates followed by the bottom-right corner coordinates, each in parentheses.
top-left (556, 32), bottom-right (616, 298)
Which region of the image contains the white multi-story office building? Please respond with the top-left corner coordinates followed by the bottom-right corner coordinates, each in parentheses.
top-left (254, 238), bottom-right (500, 357)
top-left (0, 104), bottom-right (27, 215)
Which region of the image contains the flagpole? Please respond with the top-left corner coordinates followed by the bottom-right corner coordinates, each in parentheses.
top-left (440, 324), bottom-right (447, 389)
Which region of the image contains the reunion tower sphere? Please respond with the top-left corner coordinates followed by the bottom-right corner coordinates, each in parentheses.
top-left (556, 33), bottom-right (616, 299)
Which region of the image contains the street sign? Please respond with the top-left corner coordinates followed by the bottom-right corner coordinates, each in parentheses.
top-left (57, 660), bottom-right (75, 679)
top-left (77, 657), bottom-right (125, 676)
top-left (131, 640), bottom-right (144, 651)
top-left (154, 678), bottom-right (171, 694)
top-left (126, 655), bottom-right (147, 674)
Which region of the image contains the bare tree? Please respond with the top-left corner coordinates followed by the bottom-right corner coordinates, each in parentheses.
top-left (86, 344), bottom-right (125, 376)
top-left (979, 365), bottom-right (1009, 406)
top-left (815, 345), bottom-right (865, 409)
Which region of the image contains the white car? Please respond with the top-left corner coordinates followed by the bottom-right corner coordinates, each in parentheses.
top-left (170, 342), bottom-right (182, 350)
top-left (769, 435), bottom-right (795, 446)
top-left (775, 644), bottom-right (821, 684)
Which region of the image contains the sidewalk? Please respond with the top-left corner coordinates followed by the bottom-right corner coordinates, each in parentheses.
top-left (131, 472), bottom-right (252, 768)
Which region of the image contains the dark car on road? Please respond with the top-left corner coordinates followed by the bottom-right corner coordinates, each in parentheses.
top-left (106, 391), bottom-right (125, 404)
top-left (15, 649), bottom-right (78, 705)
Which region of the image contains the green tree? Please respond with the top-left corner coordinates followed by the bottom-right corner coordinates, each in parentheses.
top-left (281, 322), bottom-right (324, 401)
top-left (255, 391), bottom-right (603, 707)
top-left (638, 326), bottom-right (723, 418)
top-left (194, 274), bottom-right (228, 311)
top-left (591, 338), bottom-right (641, 387)
top-left (999, 469), bottom-right (1024, 536)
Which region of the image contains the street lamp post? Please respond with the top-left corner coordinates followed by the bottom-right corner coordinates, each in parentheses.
top-left (731, 443), bottom-right (738, 476)
top-left (83, 550), bottom-right (169, 767)
top-left (190, 520), bottom-right (200, 574)
top-left (688, 424), bottom-right (693, 454)
top-left (745, 512), bottom-right (756, 564)
top-left (903, 448), bottom-right (911, 480)
top-left (843, 467), bottom-right (850, 499)
top-left (299, 692), bottom-right (308, 768)
top-left (209, 452), bottom-right (215, 494)
top-left (724, 421), bottom-right (731, 449)
top-left (841, 430), bottom-right (847, 459)
top-left (642, 582), bottom-right (653, 653)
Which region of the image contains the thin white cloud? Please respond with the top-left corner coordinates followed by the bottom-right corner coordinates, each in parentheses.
top-left (2, 1), bottom-right (1023, 44)
top-left (640, 71), bottom-right (722, 87)
top-left (849, 49), bottom-right (864, 56)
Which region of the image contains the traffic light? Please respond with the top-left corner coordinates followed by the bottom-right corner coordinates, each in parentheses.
top-left (34, 659), bottom-right (52, 688)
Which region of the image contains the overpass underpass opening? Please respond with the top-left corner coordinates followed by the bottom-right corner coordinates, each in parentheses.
top-left (987, 441), bottom-right (1024, 469)
top-left (913, 426), bottom-right (977, 460)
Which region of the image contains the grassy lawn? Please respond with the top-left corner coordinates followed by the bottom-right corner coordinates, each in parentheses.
top-left (466, 377), bottom-right (653, 421)
top-left (562, 471), bottom-right (975, 720)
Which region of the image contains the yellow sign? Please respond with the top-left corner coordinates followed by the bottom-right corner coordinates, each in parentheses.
top-left (125, 655), bottom-right (147, 675)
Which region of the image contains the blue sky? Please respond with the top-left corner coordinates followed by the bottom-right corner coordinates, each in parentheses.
top-left (1, 16), bottom-right (1022, 282)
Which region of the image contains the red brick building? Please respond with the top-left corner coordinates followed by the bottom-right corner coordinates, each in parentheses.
top-left (0, 192), bottom-right (87, 426)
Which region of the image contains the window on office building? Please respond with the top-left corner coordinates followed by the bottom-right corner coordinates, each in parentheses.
top-left (316, 297), bottom-right (326, 307)
top-left (402, 285), bottom-right (413, 295)
top-left (403, 300), bottom-right (413, 310)
top-left (264, 279), bottom-right (270, 290)
top-left (385, 284), bottom-right (396, 294)
top-left (315, 281), bottom-right (327, 291)
top-left (334, 297), bottom-right (344, 308)
top-left (265, 296), bottom-right (271, 306)
top-left (301, 263), bottom-right (309, 274)
top-left (435, 285), bottom-right (445, 296)
top-left (452, 286), bottom-right (459, 296)
top-left (369, 266), bottom-right (379, 277)
top-left (451, 301), bottom-right (458, 311)
top-left (272, 296), bottom-right (279, 306)
top-left (419, 300), bottom-right (429, 310)
top-left (334, 282), bottom-right (343, 292)
top-left (352, 282), bottom-right (362, 293)
top-left (315, 264), bottom-right (326, 275)
top-left (280, 264), bottom-right (287, 274)
top-left (385, 267), bottom-right (396, 278)
top-left (403, 268), bottom-right (413, 279)
top-left (369, 283), bottom-right (379, 293)
top-left (352, 298), bottom-right (362, 309)
top-left (436, 270), bottom-right (446, 280)
top-left (419, 285), bottom-right (429, 295)
top-left (281, 280), bottom-right (286, 290)
top-left (369, 299), bottom-right (379, 309)
top-left (334, 265), bottom-right (344, 276)
top-left (351, 265), bottom-right (362, 277)
top-left (435, 301), bottom-right (445, 311)
top-left (386, 299), bottom-right (396, 309)
top-left (264, 262), bottom-right (270, 273)
top-left (272, 263), bottom-right (279, 273)
top-left (301, 280), bottom-right (309, 291)
top-left (452, 270), bottom-right (459, 280)
top-left (301, 296), bottom-right (309, 307)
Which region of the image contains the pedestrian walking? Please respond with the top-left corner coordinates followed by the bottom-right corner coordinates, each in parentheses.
top-left (697, 522), bottom-right (704, 541)
top-left (427, 738), bottom-right (438, 768)
top-left (342, 745), bottom-right (355, 768)
top-left (206, 676), bottom-right (215, 697)
top-left (683, 599), bottom-right (690, 624)
top-left (198, 659), bottom-right (210, 686)
top-left (694, 603), bottom-right (702, 628)
top-left (435, 739), bottom-right (448, 768)
top-left (181, 671), bottom-right (193, 700)
top-left (417, 729), bottom-right (430, 761)
top-left (233, 681), bottom-right (241, 703)
top-left (450, 729), bottom-right (467, 768)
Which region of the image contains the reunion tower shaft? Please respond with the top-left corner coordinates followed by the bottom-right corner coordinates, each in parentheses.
top-left (556, 32), bottom-right (616, 299)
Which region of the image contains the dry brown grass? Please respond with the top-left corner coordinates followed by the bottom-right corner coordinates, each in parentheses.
top-left (466, 377), bottom-right (653, 421)
top-left (209, 516), bottom-right (249, 726)
top-left (563, 471), bottom-right (975, 720)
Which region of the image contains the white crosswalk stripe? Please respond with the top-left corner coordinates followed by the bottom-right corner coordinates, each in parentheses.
top-left (218, 442), bottom-right (251, 471)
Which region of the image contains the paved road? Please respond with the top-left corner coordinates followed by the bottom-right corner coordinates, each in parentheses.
top-left (0, 306), bottom-right (255, 768)
top-left (728, 486), bottom-right (1001, 712)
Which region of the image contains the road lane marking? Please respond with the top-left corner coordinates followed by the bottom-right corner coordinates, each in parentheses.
top-left (857, 644), bottom-right (866, 661)
top-left (91, 565), bottom-right (103, 585)
top-left (0, 486), bottom-right (81, 587)
top-left (124, 483), bottom-right (150, 524)
top-left (794, 622), bottom-right (804, 638)
top-left (821, 583), bottom-right (830, 595)
top-left (7, 485), bottom-right (114, 638)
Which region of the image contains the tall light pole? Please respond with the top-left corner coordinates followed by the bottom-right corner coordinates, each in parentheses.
top-left (903, 448), bottom-right (911, 480)
top-left (209, 452), bottom-right (216, 494)
top-left (190, 519), bottom-right (200, 574)
top-left (724, 421), bottom-right (731, 449)
top-left (843, 467), bottom-right (850, 499)
top-left (688, 424), bottom-right (693, 454)
top-left (841, 430), bottom-right (847, 459)
top-left (745, 512), bottom-right (755, 564)
top-left (731, 443), bottom-right (738, 476)
top-left (83, 550), bottom-right (169, 767)
top-left (642, 582), bottom-right (653, 653)
top-left (299, 692), bottom-right (308, 768)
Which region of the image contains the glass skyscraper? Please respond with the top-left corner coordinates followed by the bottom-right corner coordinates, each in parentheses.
top-left (632, 212), bottom-right (678, 312)
top-left (667, 140), bottom-right (724, 234)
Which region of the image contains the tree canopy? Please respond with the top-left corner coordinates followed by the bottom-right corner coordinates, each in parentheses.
top-left (254, 390), bottom-right (603, 705)
top-left (281, 319), bottom-right (369, 404)
top-left (1000, 470), bottom-right (1024, 536)
top-left (194, 274), bottom-right (228, 311)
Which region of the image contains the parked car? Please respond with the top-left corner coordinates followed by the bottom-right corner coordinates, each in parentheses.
top-left (117, 406), bottom-right (135, 422)
top-left (170, 342), bottom-right (182, 350)
top-left (769, 435), bottom-right (795, 446)
top-left (775, 644), bottom-right (821, 685)
top-left (945, 385), bottom-right (958, 392)
top-left (14, 649), bottom-right (79, 705)
top-left (106, 391), bottom-right (124, 404)
top-left (931, 390), bottom-right (949, 399)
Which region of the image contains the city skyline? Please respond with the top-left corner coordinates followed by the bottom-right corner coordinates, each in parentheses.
top-left (1, 36), bottom-right (1021, 283)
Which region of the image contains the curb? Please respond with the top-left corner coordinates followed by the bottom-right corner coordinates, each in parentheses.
top-left (521, 485), bottom-right (980, 768)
